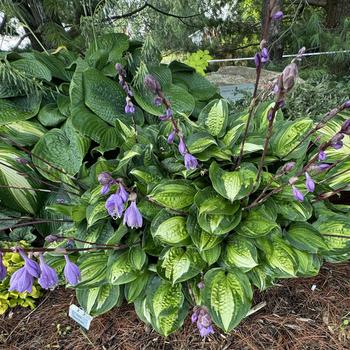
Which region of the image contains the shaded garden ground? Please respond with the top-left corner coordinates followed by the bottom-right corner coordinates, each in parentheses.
top-left (1, 263), bottom-right (349, 350)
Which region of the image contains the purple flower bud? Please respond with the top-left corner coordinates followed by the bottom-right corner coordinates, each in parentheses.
top-left (282, 161), bottom-right (296, 172)
top-left (117, 184), bottom-right (129, 203)
top-left (273, 84), bottom-right (280, 95)
top-left (64, 255), bottom-right (81, 286)
top-left (144, 75), bottom-right (161, 93)
top-left (167, 131), bottom-right (176, 144)
top-left (305, 172), bottom-right (315, 192)
top-left (101, 184), bottom-right (111, 195)
top-left (191, 311), bottom-right (199, 323)
top-left (18, 249), bottom-right (40, 278)
top-left (105, 194), bottom-right (125, 219)
top-left (343, 100), bottom-right (350, 109)
top-left (123, 201), bottom-right (143, 229)
top-left (308, 163), bottom-right (331, 173)
top-left (261, 48), bottom-right (269, 63)
top-left (197, 281), bottom-right (205, 289)
top-left (331, 133), bottom-right (344, 150)
top-left (9, 266), bottom-right (34, 293)
top-left (45, 235), bottom-right (59, 243)
top-left (282, 63), bottom-right (298, 92)
top-left (272, 10), bottom-right (283, 20)
top-left (125, 98), bottom-right (135, 114)
top-left (196, 308), bottom-right (214, 338)
top-left (115, 63), bottom-right (123, 75)
top-left (178, 137), bottom-right (187, 156)
top-left (154, 96), bottom-right (163, 106)
top-left (184, 153), bottom-right (198, 170)
top-left (318, 150), bottom-right (326, 161)
top-left (166, 108), bottom-right (173, 118)
top-left (292, 186), bottom-right (304, 202)
top-left (0, 252), bottom-right (7, 281)
top-left (159, 114), bottom-right (171, 121)
top-left (38, 254), bottom-right (58, 290)
top-left (340, 119), bottom-right (350, 135)
top-left (277, 99), bottom-right (285, 109)
top-left (267, 110), bottom-right (273, 121)
top-left (254, 53), bottom-right (261, 68)
top-left (98, 172), bottom-right (113, 185)
top-left (16, 157), bottom-right (29, 165)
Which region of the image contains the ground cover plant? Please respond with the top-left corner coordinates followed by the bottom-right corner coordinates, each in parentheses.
top-left (0, 0), bottom-right (350, 338)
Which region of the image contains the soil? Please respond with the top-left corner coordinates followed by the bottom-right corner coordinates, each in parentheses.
top-left (1, 263), bottom-right (350, 350)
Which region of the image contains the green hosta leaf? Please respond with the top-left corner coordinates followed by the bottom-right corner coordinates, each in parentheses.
top-left (209, 162), bottom-right (258, 202)
top-left (83, 68), bottom-right (125, 125)
top-left (221, 122), bottom-right (245, 148)
top-left (130, 166), bottom-right (163, 186)
top-left (194, 187), bottom-right (241, 235)
top-left (186, 132), bottom-right (217, 154)
top-left (148, 180), bottom-right (196, 210)
top-left (0, 95), bottom-right (41, 125)
top-left (34, 51), bottom-right (71, 81)
top-left (325, 160), bottom-right (350, 190)
top-left (128, 246), bottom-right (147, 271)
top-left (11, 58), bottom-right (52, 81)
top-left (9, 227), bottom-right (36, 243)
top-left (200, 245), bottom-right (221, 265)
top-left (38, 103), bottom-right (67, 127)
top-left (77, 284), bottom-right (121, 316)
top-left (247, 266), bottom-right (275, 291)
top-left (198, 99), bottom-right (228, 137)
top-left (223, 237), bottom-right (258, 271)
top-left (86, 202), bottom-right (109, 227)
top-left (151, 210), bottom-right (190, 246)
top-left (146, 277), bottom-right (188, 336)
top-left (253, 101), bottom-right (283, 132)
top-left (203, 268), bottom-right (253, 332)
top-left (236, 205), bottom-right (278, 238)
top-left (286, 222), bottom-right (328, 253)
top-left (232, 135), bottom-right (265, 156)
top-left (32, 119), bottom-right (90, 182)
top-left (313, 213), bottom-right (350, 255)
top-left (125, 271), bottom-right (152, 303)
top-left (158, 247), bottom-right (205, 284)
top-left (271, 119), bottom-right (313, 159)
top-left (77, 252), bottom-right (108, 288)
top-left (116, 145), bottom-right (141, 172)
top-left (293, 249), bottom-right (321, 277)
top-left (108, 251), bottom-right (138, 285)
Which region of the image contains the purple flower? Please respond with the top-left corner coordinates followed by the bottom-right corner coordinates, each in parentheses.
top-left (273, 84), bottom-right (280, 95)
top-left (38, 254), bottom-right (58, 290)
top-left (292, 186), bottom-right (304, 202)
top-left (154, 96), bottom-right (163, 106)
top-left (197, 281), bottom-right (205, 289)
top-left (332, 141), bottom-right (343, 150)
top-left (308, 163), bottom-right (331, 173)
top-left (196, 308), bottom-right (214, 338)
top-left (105, 194), bottom-right (125, 219)
top-left (0, 252), bottom-right (7, 281)
top-left (9, 267), bottom-right (34, 293)
top-left (331, 133), bottom-right (344, 150)
top-left (254, 53), bottom-right (261, 68)
top-left (184, 153), bottom-right (198, 170)
top-left (191, 311), bottom-right (198, 323)
top-left (144, 75), bottom-right (161, 93)
top-left (343, 100), bottom-right (350, 109)
top-left (98, 172), bottom-right (114, 195)
top-left (341, 119), bottom-right (350, 135)
top-left (178, 137), bottom-right (187, 155)
top-left (101, 184), bottom-right (111, 195)
top-left (159, 114), bottom-right (171, 121)
top-left (261, 48), bottom-right (269, 63)
top-left (277, 99), bottom-right (285, 109)
top-left (272, 10), bottom-right (284, 20)
top-left (318, 150), bottom-right (326, 161)
top-left (64, 255), bottom-right (80, 286)
top-left (166, 108), bottom-right (173, 118)
top-left (283, 161), bottom-right (296, 172)
top-left (267, 110), bottom-right (273, 121)
top-left (18, 249), bottom-right (40, 278)
top-left (167, 131), bottom-right (176, 144)
top-left (117, 184), bottom-right (129, 203)
top-left (125, 98), bottom-right (135, 114)
top-left (115, 63), bottom-right (123, 75)
top-left (123, 201), bottom-right (143, 229)
top-left (305, 172), bottom-right (315, 192)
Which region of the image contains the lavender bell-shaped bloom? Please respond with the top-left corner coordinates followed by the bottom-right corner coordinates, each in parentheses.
top-left (159, 114), bottom-right (171, 121)
top-left (125, 97), bottom-right (135, 114)
top-left (292, 186), bottom-right (304, 202)
top-left (105, 193), bottom-right (125, 219)
top-left (261, 47), bottom-right (269, 63)
top-left (9, 267), bottom-right (34, 293)
top-left (123, 201), bottom-right (143, 229)
top-left (18, 249), bottom-right (40, 278)
top-left (254, 53), bottom-right (261, 68)
top-left (167, 131), bottom-right (176, 144)
top-left (38, 254), bottom-right (58, 290)
top-left (98, 172), bottom-right (113, 195)
top-left (154, 96), bottom-right (163, 106)
top-left (331, 133), bottom-right (344, 150)
top-left (117, 184), bottom-right (129, 203)
top-left (144, 75), bottom-right (161, 93)
top-left (184, 153), bottom-right (198, 170)
top-left (178, 137), bottom-right (187, 156)
top-left (340, 119), bottom-right (350, 135)
top-left (166, 108), bottom-right (173, 118)
top-left (283, 161), bottom-right (296, 172)
top-left (64, 255), bottom-right (81, 286)
top-left (305, 172), bottom-right (315, 192)
top-left (272, 10), bottom-right (284, 20)
top-left (343, 100), bottom-right (350, 109)
top-left (197, 308), bottom-right (214, 338)
top-left (191, 310), bottom-right (199, 323)
top-left (318, 150), bottom-right (326, 161)
top-left (0, 252), bottom-right (7, 281)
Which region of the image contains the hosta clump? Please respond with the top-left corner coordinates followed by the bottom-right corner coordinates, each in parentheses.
top-left (0, 28), bottom-right (350, 337)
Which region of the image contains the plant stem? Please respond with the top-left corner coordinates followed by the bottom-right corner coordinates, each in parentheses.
top-left (0, 219), bottom-right (73, 231)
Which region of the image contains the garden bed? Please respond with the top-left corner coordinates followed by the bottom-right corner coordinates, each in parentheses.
top-left (1, 263), bottom-right (349, 350)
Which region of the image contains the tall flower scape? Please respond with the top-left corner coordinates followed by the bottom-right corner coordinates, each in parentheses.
top-left (1, 0), bottom-right (350, 337)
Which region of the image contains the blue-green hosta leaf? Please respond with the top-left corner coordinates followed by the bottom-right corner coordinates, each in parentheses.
top-left (209, 161), bottom-right (258, 202)
top-left (194, 187), bottom-right (241, 235)
top-left (0, 94), bottom-right (42, 125)
top-left (158, 247), bottom-right (205, 284)
top-left (32, 119), bottom-right (90, 182)
top-left (151, 209), bottom-right (190, 246)
top-left (148, 180), bottom-right (196, 210)
top-left (271, 119), bottom-right (313, 159)
top-left (77, 284), bottom-right (121, 316)
top-left (11, 58), bottom-right (52, 81)
top-left (286, 222), bottom-right (328, 253)
top-left (108, 251), bottom-right (138, 285)
top-left (146, 277), bottom-right (188, 336)
top-left (203, 268), bottom-right (253, 332)
top-left (198, 99), bottom-right (228, 137)
top-left (38, 103), bottom-right (67, 127)
top-left (223, 237), bottom-right (259, 271)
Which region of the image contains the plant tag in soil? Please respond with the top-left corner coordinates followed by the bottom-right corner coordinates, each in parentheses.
top-left (69, 304), bottom-right (93, 330)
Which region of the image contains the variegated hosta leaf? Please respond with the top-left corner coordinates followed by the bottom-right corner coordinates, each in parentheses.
top-left (293, 249), bottom-right (321, 277)
top-left (253, 101), bottom-right (284, 132)
top-left (186, 132), bottom-right (217, 154)
top-left (203, 268), bottom-right (253, 332)
top-left (151, 209), bottom-right (190, 246)
top-left (223, 236), bottom-right (259, 271)
top-left (145, 277), bottom-right (188, 336)
top-left (323, 160), bottom-right (350, 190)
top-left (200, 245), bottom-right (221, 265)
top-left (148, 180), bottom-right (196, 210)
top-left (209, 161), bottom-right (258, 202)
top-left (76, 284), bottom-right (121, 316)
top-left (157, 247), bottom-right (205, 284)
top-left (107, 251), bottom-right (138, 285)
top-left (247, 266), bottom-right (275, 291)
top-left (194, 187), bottom-right (241, 235)
top-left (125, 271), bottom-right (153, 303)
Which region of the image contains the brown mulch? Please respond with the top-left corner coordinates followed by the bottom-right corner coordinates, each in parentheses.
top-left (0, 263), bottom-right (350, 350)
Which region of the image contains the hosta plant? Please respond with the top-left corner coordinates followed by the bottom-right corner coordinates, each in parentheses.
top-left (1, 1), bottom-right (350, 337)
